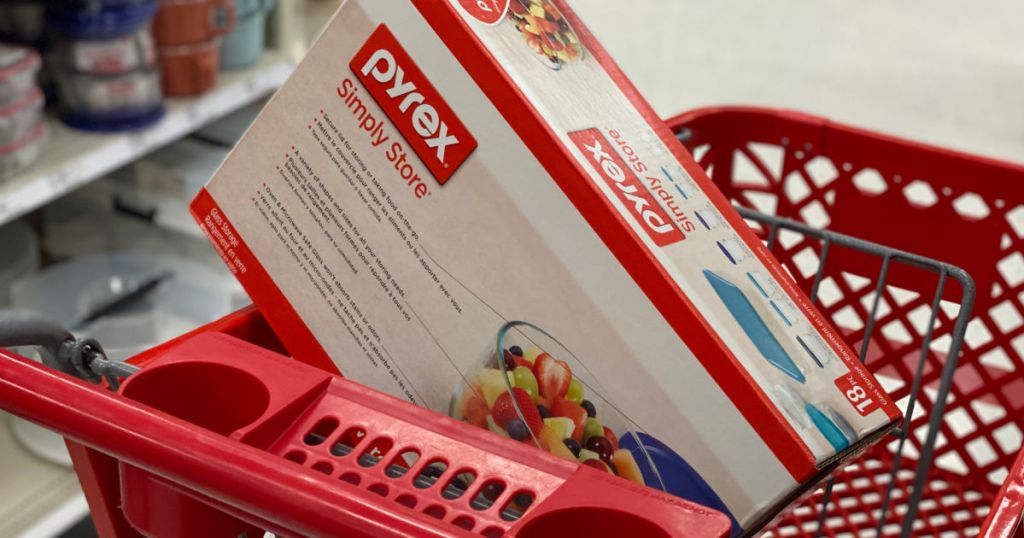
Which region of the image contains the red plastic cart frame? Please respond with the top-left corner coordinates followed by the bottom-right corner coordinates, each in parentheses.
top-left (0, 307), bottom-right (731, 538)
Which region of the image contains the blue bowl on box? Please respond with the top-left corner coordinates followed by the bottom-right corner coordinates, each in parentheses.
top-left (220, 0), bottom-right (275, 70)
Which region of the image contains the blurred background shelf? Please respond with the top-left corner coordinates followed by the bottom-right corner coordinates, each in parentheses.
top-left (0, 1), bottom-right (344, 535)
top-left (0, 51), bottom-right (294, 228)
top-left (0, 414), bottom-right (85, 538)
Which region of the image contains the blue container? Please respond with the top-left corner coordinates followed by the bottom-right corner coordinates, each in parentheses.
top-left (49, 1), bottom-right (163, 132)
top-left (220, 0), bottom-right (275, 70)
top-left (63, 105), bottom-right (164, 133)
top-left (47, 0), bottom-right (158, 41)
top-left (54, 65), bottom-right (164, 132)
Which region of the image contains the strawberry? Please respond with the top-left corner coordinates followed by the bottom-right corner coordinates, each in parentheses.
top-left (492, 388), bottom-right (543, 434)
top-left (551, 397), bottom-right (587, 442)
top-left (535, 353), bottom-right (571, 400)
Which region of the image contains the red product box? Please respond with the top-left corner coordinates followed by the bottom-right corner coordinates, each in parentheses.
top-left (192, 0), bottom-right (899, 532)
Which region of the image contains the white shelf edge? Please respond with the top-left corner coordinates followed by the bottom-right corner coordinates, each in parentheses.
top-left (14, 493), bottom-right (88, 538)
top-left (0, 53), bottom-right (295, 227)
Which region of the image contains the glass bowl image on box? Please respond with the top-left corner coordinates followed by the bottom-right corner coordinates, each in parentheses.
top-left (506, 0), bottom-right (583, 70)
top-left (451, 320), bottom-right (663, 487)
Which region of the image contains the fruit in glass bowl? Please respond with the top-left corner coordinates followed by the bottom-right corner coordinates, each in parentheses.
top-left (450, 321), bottom-right (660, 489)
top-left (506, 0), bottom-right (584, 70)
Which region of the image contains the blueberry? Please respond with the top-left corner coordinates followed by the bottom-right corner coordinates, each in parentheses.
top-left (581, 400), bottom-right (596, 418)
top-left (507, 419), bottom-right (530, 441)
top-left (563, 438), bottom-right (582, 457)
top-left (509, 345), bottom-right (524, 357)
top-left (536, 405), bottom-right (550, 419)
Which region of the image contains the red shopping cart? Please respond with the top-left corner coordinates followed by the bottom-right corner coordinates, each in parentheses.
top-left (668, 106), bottom-right (1024, 537)
top-left (0, 307), bottom-right (731, 538)
top-left (0, 105), bottom-right (1021, 538)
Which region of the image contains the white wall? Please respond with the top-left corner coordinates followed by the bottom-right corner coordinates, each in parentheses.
top-left (573, 1), bottom-right (1024, 164)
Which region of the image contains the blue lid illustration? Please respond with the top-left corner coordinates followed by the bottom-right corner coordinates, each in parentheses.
top-left (622, 432), bottom-right (742, 537)
top-left (703, 269), bottom-right (806, 384)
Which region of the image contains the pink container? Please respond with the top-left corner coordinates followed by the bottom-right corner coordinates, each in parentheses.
top-left (157, 38), bottom-right (221, 96)
top-left (152, 0), bottom-right (235, 46)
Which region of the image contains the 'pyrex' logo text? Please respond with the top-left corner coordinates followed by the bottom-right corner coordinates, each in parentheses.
top-left (351, 25), bottom-right (476, 185)
top-left (455, 0), bottom-right (510, 25)
top-left (570, 129), bottom-right (685, 247)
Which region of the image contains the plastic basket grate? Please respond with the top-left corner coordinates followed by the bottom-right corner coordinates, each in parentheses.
top-left (672, 107), bottom-right (1024, 536)
top-left (0, 314), bottom-right (734, 538)
top-left (266, 387), bottom-right (560, 536)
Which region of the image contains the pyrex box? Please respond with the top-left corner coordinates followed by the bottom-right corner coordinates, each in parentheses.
top-left (191, 0), bottom-right (900, 533)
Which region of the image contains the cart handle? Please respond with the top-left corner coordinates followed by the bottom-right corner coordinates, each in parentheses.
top-left (0, 309), bottom-right (138, 387)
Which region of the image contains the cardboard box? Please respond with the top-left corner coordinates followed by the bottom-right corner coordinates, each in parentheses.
top-left (191, 0), bottom-right (900, 533)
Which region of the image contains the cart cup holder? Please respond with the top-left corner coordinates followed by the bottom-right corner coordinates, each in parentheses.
top-left (517, 507), bottom-right (671, 538)
top-left (104, 331), bottom-right (732, 537)
top-left (120, 361), bottom-right (270, 436)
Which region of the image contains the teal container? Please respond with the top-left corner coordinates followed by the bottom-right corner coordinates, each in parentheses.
top-left (219, 0), bottom-right (275, 70)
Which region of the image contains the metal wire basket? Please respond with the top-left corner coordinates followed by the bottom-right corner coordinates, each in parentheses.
top-left (669, 106), bottom-right (1024, 537)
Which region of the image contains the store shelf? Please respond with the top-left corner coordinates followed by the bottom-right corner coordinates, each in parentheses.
top-left (0, 51), bottom-right (295, 227)
top-left (14, 494), bottom-right (88, 538)
top-left (0, 412), bottom-right (84, 538)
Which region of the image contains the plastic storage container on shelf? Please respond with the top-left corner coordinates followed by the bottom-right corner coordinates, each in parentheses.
top-left (0, 88), bottom-right (44, 145)
top-left (152, 0), bottom-right (235, 96)
top-left (151, 0), bottom-right (235, 46)
top-left (0, 44), bottom-right (41, 106)
top-left (157, 38), bottom-right (222, 96)
top-left (667, 106), bottom-right (1024, 537)
top-left (220, 0), bottom-right (274, 70)
top-left (48, 0), bottom-right (165, 132)
top-left (54, 66), bottom-right (163, 131)
top-left (46, 0), bottom-right (158, 41)
top-left (51, 26), bottom-right (156, 75)
top-left (0, 121), bottom-right (46, 179)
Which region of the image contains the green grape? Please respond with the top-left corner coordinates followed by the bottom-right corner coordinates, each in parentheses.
top-left (566, 377), bottom-right (584, 404)
top-left (513, 366), bottom-right (539, 401)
